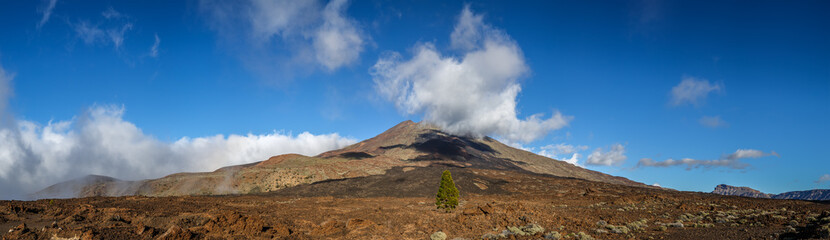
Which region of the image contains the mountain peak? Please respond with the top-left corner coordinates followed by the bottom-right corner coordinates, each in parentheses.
top-left (34, 120), bottom-right (645, 198)
top-left (319, 120), bottom-right (642, 185)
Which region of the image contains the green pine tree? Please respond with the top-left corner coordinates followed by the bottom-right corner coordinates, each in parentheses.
top-left (435, 170), bottom-right (459, 210)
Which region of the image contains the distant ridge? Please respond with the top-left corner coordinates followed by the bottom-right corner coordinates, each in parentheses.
top-left (773, 189), bottom-right (830, 201)
top-left (712, 184), bottom-right (771, 198)
top-left (31, 175), bottom-right (124, 199)
top-left (712, 184), bottom-right (830, 201)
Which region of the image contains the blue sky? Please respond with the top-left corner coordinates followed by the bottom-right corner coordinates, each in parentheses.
top-left (0, 0), bottom-right (827, 198)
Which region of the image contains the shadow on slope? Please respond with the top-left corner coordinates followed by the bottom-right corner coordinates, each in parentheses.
top-left (268, 165), bottom-right (512, 198)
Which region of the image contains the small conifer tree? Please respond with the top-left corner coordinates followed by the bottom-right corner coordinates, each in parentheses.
top-left (435, 170), bottom-right (459, 210)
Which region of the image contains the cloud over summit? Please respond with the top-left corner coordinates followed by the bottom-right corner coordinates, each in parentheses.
top-left (372, 6), bottom-right (570, 143)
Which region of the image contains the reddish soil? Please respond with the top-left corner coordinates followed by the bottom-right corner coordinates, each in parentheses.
top-left (3, 166), bottom-right (829, 239)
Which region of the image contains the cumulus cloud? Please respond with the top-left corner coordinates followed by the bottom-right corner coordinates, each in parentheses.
top-left (670, 76), bottom-right (723, 106)
top-left (816, 174), bottom-right (830, 184)
top-left (372, 6), bottom-right (571, 143)
top-left (450, 5), bottom-right (485, 51)
top-left (586, 143), bottom-right (627, 166)
top-left (313, 0), bottom-right (365, 70)
top-left (36, 0), bottom-right (58, 29)
top-left (0, 105), bottom-right (356, 199)
top-left (199, 0), bottom-right (366, 75)
top-left (149, 34), bottom-right (160, 58)
top-left (637, 149), bottom-right (778, 170)
top-left (699, 115), bottom-right (727, 128)
top-left (0, 67), bottom-right (356, 199)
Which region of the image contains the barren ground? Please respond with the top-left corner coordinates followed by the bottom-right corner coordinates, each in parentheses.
top-left (3, 166), bottom-right (830, 239)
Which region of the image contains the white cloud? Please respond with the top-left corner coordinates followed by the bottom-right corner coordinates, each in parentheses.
top-left (72, 8), bottom-right (133, 50)
top-left (0, 67), bottom-right (355, 199)
top-left (372, 6), bottom-right (571, 143)
top-left (536, 143), bottom-right (588, 166)
top-left (670, 76), bottom-right (723, 106)
top-left (313, 0), bottom-right (364, 70)
top-left (637, 149), bottom-right (778, 170)
top-left (149, 34), bottom-right (160, 58)
top-left (450, 5), bottom-right (485, 51)
top-left (586, 143), bottom-right (627, 166)
top-left (37, 0), bottom-right (58, 29)
top-left (725, 149), bottom-right (778, 160)
top-left (652, 183), bottom-right (661, 187)
top-left (699, 115), bottom-right (727, 128)
top-left (561, 153), bottom-right (581, 166)
top-left (246, 0), bottom-right (319, 39)
top-left (0, 105), bottom-right (356, 199)
top-left (535, 149), bottom-right (553, 158)
top-left (816, 174), bottom-right (830, 184)
top-left (199, 0), bottom-right (366, 73)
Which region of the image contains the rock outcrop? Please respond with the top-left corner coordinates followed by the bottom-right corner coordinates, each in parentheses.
top-left (712, 184), bottom-right (771, 198)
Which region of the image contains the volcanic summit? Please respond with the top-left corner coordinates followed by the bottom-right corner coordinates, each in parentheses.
top-left (34, 120), bottom-right (642, 198)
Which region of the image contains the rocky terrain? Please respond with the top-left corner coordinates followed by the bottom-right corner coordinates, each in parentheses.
top-left (2, 120), bottom-right (828, 239)
top-left (3, 166), bottom-right (830, 239)
top-left (713, 184), bottom-right (830, 201)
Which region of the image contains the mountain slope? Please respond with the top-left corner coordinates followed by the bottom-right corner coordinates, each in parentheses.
top-left (773, 189), bottom-right (830, 201)
top-left (34, 120), bottom-right (645, 198)
top-left (320, 120), bottom-right (639, 186)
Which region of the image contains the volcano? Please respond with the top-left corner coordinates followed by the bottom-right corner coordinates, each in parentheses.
top-left (9, 121), bottom-right (830, 239)
top-left (34, 120), bottom-right (643, 198)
